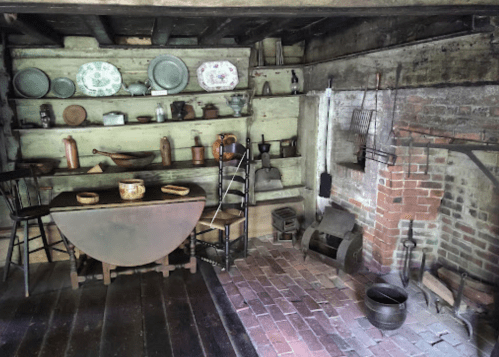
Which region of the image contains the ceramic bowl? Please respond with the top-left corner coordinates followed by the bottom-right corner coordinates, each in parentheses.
top-left (137, 116), bottom-right (152, 123)
top-left (119, 179), bottom-right (145, 200)
top-left (76, 192), bottom-right (99, 205)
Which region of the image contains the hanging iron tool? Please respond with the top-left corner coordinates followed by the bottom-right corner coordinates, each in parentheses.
top-left (319, 77), bottom-right (333, 198)
top-left (401, 219), bottom-right (416, 288)
top-left (386, 63), bottom-right (402, 143)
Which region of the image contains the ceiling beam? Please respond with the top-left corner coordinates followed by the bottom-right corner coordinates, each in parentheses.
top-left (151, 17), bottom-right (175, 46)
top-left (81, 15), bottom-right (114, 46)
top-left (199, 18), bottom-right (241, 46)
top-left (2, 4), bottom-right (499, 17)
top-left (282, 17), bottom-right (357, 45)
top-left (3, 13), bottom-right (62, 46)
top-left (237, 18), bottom-right (296, 45)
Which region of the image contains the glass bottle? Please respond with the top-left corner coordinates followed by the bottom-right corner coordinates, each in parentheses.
top-left (156, 103), bottom-right (165, 123)
top-left (291, 70), bottom-right (299, 95)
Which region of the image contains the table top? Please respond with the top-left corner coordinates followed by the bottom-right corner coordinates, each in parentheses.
top-left (50, 183), bottom-right (206, 212)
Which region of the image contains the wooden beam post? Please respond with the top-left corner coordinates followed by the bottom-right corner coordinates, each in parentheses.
top-left (3, 13), bottom-right (62, 46)
top-left (151, 17), bottom-right (175, 46)
top-left (81, 15), bottom-right (114, 46)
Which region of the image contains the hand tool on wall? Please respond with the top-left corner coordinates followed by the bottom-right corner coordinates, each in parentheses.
top-left (424, 142), bottom-right (430, 175)
top-left (386, 63), bottom-right (402, 143)
top-left (372, 73), bottom-right (380, 156)
top-left (319, 77), bottom-right (333, 198)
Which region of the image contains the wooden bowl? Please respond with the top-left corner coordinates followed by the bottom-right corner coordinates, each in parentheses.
top-left (17, 159), bottom-right (57, 175)
top-left (76, 192), bottom-right (99, 205)
top-left (161, 185), bottom-right (190, 196)
top-left (137, 116), bottom-right (152, 123)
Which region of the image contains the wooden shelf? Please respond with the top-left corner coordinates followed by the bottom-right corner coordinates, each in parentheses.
top-left (251, 65), bottom-right (304, 70)
top-left (252, 95), bottom-right (303, 100)
top-left (46, 159), bottom-right (221, 178)
top-left (254, 185), bottom-right (305, 202)
top-left (13, 115), bottom-right (251, 133)
top-left (10, 89), bottom-right (250, 103)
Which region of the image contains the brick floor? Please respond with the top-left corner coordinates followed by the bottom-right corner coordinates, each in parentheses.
top-left (215, 235), bottom-right (497, 356)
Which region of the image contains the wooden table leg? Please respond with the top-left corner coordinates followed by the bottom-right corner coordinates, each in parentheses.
top-left (67, 243), bottom-right (79, 290)
top-left (102, 262), bottom-right (113, 285)
top-left (189, 230), bottom-right (197, 274)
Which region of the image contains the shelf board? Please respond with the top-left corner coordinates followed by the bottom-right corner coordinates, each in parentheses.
top-left (10, 88), bottom-right (250, 103)
top-left (251, 65), bottom-right (304, 70)
top-left (46, 159), bottom-right (221, 178)
top-left (254, 185), bottom-right (304, 202)
top-left (252, 95), bottom-right (303, 100)
top-left (13, 115), bottom-right (250, 132)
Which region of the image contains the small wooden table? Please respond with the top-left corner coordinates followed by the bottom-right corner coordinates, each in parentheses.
top-left (50, 183), bottom-right (206, 288)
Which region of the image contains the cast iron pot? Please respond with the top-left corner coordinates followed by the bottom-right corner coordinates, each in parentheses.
top-left (365, 283), bottom-right (408, 330)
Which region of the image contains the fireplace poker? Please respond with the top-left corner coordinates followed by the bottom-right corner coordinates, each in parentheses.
top-left (453, 273), bottom-right (473, 339)
top-left (425, 142), bottom-right (430, 175)
top-left (401, 219), bottom-right (416, 288)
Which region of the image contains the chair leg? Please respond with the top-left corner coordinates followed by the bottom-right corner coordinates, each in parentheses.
top-left (218, 229), bottom-right (224, 248)
top-left (23, 221), bottom-right (30, 298)
top-left (3, 220), bottom-right (19, 282)
top-left (225, 224), bottom-right (230, 272)
top-left (38, 217), bottom-right (52, 263)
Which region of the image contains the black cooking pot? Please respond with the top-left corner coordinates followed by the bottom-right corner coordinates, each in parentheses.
top-left (365, 283), bottom-right (408, 330)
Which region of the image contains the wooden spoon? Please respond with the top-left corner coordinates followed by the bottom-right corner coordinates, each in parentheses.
top-left (92, 149), bottom-right (136, 160)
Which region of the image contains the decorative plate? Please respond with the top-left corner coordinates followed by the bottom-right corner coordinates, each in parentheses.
top-left (63, 105), bottom-right (87, 126)
top-left (13, 68), bottom-right (50, 98)
top-left (197, 61), bottom-right (238, 92)
top-left (148, 55), bottom-right (189, 94)
top-left (76, 62), bottom-right (122, 97)
top-left (51, 77), bottom-right (75, 98)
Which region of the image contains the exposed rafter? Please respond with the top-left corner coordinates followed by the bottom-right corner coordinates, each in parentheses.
top-left (151, 17), bottom-right (176, 46)
top-left (81, 15), bottom-right (114, 46)
top-left (3, 13), bottom-right (62, 46)
top-left (282, 17), bottom-right (356, 45)
top-left (199, 18), bottom-right (241, 46)
top-left (1, 4), bottom-right (499, 17)
top-left (237, 18), bottom-right (296, 45)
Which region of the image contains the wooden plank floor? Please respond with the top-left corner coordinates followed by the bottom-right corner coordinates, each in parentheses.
top-left (0, 259), bottom-right (256, 357)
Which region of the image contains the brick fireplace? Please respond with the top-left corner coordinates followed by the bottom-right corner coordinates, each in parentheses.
top-left (328, 85), bottom-right (499, 285)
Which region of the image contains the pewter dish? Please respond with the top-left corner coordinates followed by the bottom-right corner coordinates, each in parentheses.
top-left (13, 68), bottom-right (50, 98)
top-left (51, 77), bottom-right (76, 98)
top-left (148, 55), bottom-right (188, 94)
top-left (76, 61), bottom-right (122, 97)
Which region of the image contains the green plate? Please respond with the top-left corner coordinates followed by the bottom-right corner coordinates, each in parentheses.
top-left (13, 68), bottom-right (50, 98)
top-left (148, 55), bottom-right (189, 94)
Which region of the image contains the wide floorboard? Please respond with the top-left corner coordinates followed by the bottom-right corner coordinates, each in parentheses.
top-left (0, 259), bottom-right (255, 357)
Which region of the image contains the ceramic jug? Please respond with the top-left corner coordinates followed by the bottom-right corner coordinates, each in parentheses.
top-left (62, 135), bottom-right (79, 169)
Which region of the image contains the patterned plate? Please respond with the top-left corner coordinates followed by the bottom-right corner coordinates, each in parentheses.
top-left (197, 61), bottom-right (239, 92)
top-left (76, 62), bottom-right (122, 97)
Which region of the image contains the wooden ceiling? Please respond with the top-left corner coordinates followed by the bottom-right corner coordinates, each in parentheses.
top-left (0, 4), bottom-right (497, 48)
